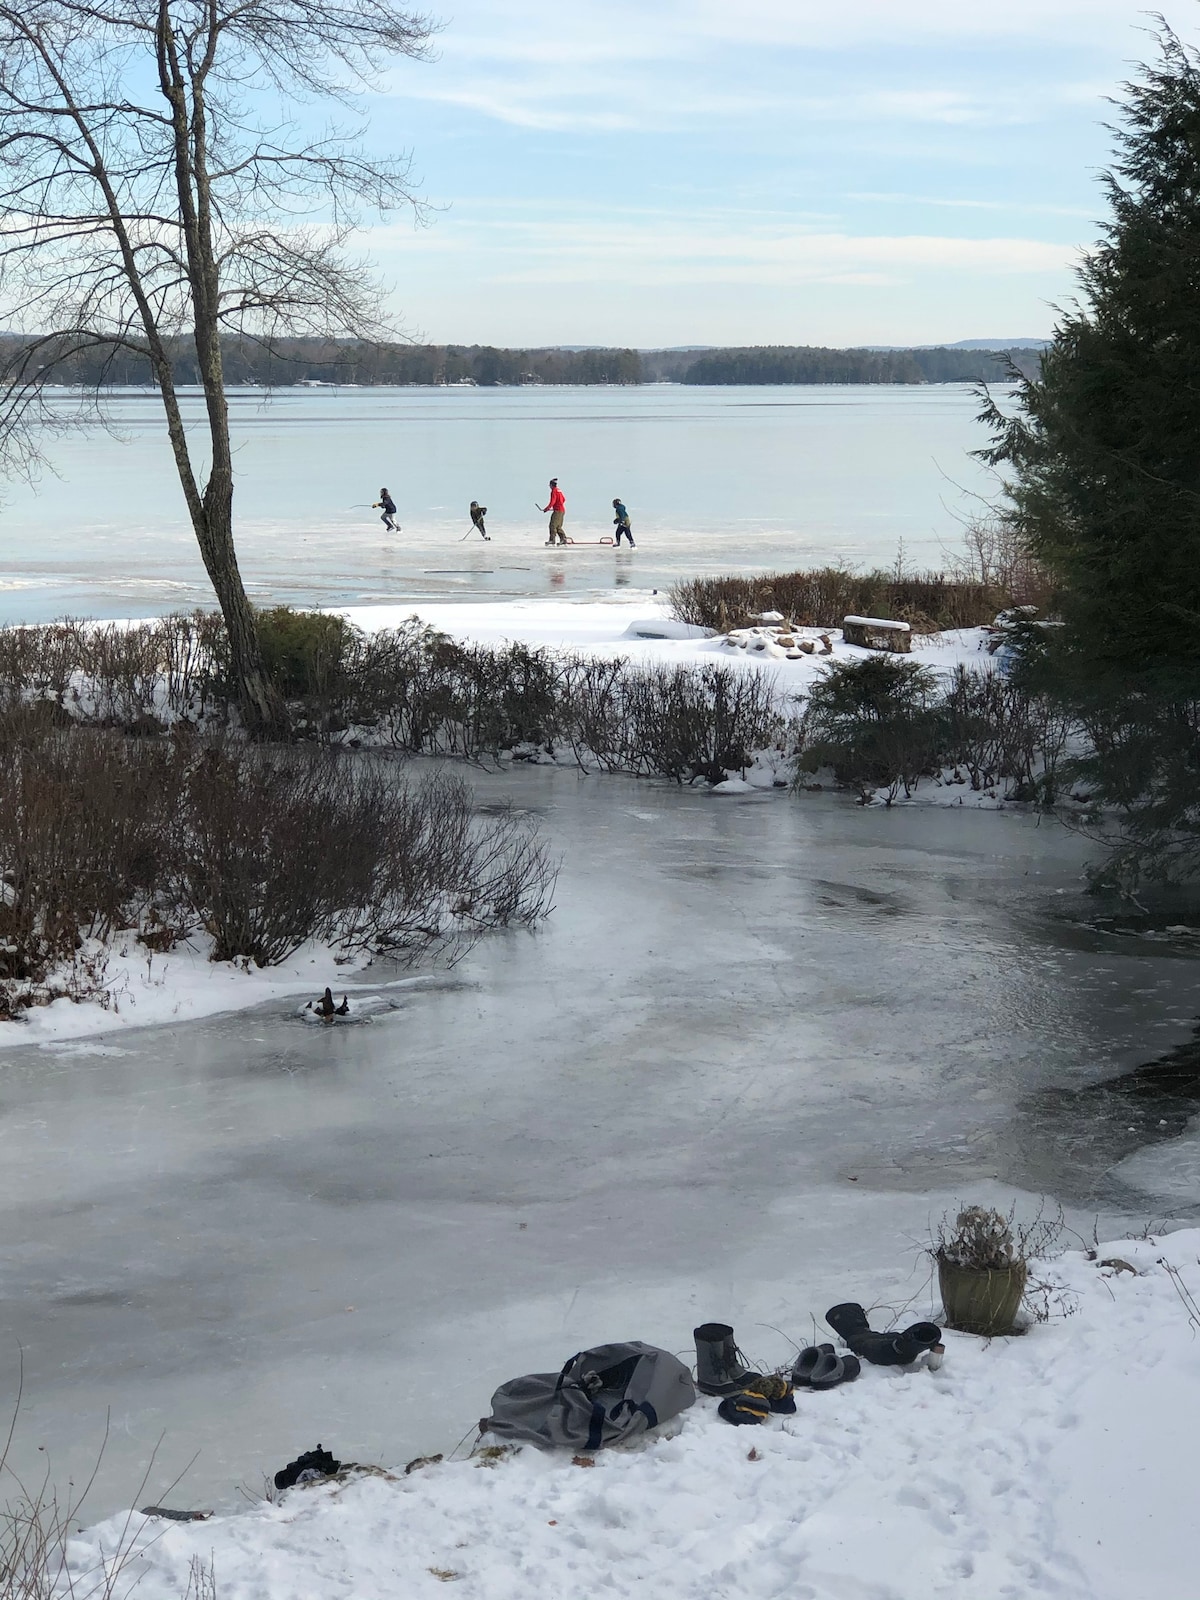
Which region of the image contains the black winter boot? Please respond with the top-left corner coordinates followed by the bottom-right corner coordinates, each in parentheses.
top-left (693, 1322), bottom-right (753, 1396)
top-left (825, 1303), bottom-right (942, 1367)
top-left (273, 1444), bottom-right (341, 1491)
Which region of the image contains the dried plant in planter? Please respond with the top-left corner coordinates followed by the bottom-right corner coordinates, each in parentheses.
top-left (933, 1204), bottom-right (1062, 1337)
top-left (936, 1206), bottom-right (1020, 1271)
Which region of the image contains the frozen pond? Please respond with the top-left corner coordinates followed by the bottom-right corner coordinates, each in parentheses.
top-left (0, 384), bottom-right (999, 622)
top-left (0, 769), bottom-right (1196, 1517)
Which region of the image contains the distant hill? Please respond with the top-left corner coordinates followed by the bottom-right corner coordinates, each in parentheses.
top-left (948, 338), bottom-right (1049, 350)
top-left (649, 344), bottom-right (1042, 384)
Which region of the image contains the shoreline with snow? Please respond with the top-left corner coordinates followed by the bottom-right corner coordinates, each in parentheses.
top-left (0, 932), bottom-right (386, 1054)
top-left (66, 1229), bottom-right (1200, 1600)
top-left (338, 592), bottom-right (992, 687)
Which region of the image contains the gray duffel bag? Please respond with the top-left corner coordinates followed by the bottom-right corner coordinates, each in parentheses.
top-left (483, 1340), bottom-right (696, 1451)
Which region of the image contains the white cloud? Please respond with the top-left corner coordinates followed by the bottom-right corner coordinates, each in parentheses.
top-left (394, 1), bottom-right (1186, 137)
top-left (848, 192), bottom-right (1095, 218)
top-left (367, 209), bottom-right (1077, 286)
top-left (487, 234), bottom-right (1075, 286)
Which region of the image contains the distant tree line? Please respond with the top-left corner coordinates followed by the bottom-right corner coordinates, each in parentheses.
top-left (673, 345), bottom-right (1042, 384)
top-left (0, 334), bottom-right (1041, 389)
top-left (0, 336), bottom-right (644, 388)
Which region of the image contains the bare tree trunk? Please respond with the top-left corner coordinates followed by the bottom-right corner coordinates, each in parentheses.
top-left (199, 480), bottom-right (284, 735)
top-left (156, 1), bottom-right (285, 735)
top-left (150, 362), bottom-right (282, 732)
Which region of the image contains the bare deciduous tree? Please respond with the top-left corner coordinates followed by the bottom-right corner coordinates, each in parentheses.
top-left (0, 0), bottom-right (435, 731)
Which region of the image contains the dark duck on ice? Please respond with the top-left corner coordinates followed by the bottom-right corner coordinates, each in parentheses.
top-left (308, 987), bottom-right (349, 1020)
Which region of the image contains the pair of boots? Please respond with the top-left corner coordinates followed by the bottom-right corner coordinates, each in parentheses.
top-left (825, 1304), bottom-right (943, 1367)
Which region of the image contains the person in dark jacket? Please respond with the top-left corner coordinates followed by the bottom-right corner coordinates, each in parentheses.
top-left (470, 501), bottom-right (490, 540)
top-left (612, 498), bottom-right (636, 547)
top-left (374, 488), bottom-right (398, 531)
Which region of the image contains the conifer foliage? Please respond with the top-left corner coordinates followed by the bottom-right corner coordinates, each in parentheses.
top-left (981, 24), bottom-right (1200, 884)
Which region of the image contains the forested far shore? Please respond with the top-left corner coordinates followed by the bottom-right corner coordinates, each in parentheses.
top-left (0, 336), bottom-right (1043, 388)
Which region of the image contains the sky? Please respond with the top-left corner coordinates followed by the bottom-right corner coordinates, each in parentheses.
top-left (351, 1), bottom-right (1200, 346)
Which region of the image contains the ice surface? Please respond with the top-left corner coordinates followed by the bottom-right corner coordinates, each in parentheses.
top-left (0, 768), bottom-right (1195, 1522)
top-left (0, 385), bottom-right (1000, 623)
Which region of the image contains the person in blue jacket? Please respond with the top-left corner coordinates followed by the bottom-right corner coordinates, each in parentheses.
top-left (612, 498), bottom-right (636, 547)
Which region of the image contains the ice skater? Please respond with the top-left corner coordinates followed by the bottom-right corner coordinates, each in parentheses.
top-left (373, 487), bottom-right (398, 532)
top-left (469, 500), bottom-right (491, 540)
top-left (612, 497), bottom-right (636, 547)
top-left (539, 478), bottom-right (567, 545)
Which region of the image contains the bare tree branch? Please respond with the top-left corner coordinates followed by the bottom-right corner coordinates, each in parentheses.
top-left (0, 0), bottom-right (437, 730)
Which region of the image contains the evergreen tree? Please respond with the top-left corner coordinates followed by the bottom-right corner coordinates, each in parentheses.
top-left (980, 24), bottom-right (1200, 885)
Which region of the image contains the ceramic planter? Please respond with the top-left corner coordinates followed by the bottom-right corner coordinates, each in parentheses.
top-left (937, 1257), bottom-right (1027, 1336)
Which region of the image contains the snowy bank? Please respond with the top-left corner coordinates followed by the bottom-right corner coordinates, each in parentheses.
top-left (338, 598), bottom-right (1057, 807)
top-left (338, 595), bottom-right (990, 688)
top-left (0, 933), bottom-right (375, 1054)
top-left (70, 1232), bottom-right (1200, 1600)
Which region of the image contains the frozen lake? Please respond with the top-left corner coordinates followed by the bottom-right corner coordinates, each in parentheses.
top-left (0, 384), bottom-right (1000, 623)
top-left (0, 768), bottom-right (1195, 1518)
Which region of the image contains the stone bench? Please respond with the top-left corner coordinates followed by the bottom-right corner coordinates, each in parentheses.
top-left (841, 615), bottom-right (912, 653)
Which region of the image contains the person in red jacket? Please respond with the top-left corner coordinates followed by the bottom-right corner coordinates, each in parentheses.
top-left (539, 478), bottom-right (567, 545)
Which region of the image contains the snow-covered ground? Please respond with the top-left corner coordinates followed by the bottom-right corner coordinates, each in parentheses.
top-left (70, 1230), bottom-right (1200, 1600)
top-left (0, 934), bottom-right (378, 1054)
top-left (338, 593), bottom-right (991, 689)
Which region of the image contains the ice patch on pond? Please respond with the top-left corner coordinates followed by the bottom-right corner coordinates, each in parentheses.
top-left (1112, 1121), bottom-right (1200, 1201)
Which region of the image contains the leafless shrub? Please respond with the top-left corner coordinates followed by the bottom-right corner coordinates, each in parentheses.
top-left (669, 568), bottom-right (1009, 635)
top-left (181, 1556), bottom-right (218, 1600)
top-left (951, 514), bottom-right (1058, 611)
top-left (0, 622), bottom-right (80, 711)
top-left (556, 655), bottom-right (627, 770)
top-left (0, 722), bottom-right (186, 993)
top-left (157, 612), bottom-right (228, 722)
top-left (0, 614), bottom-right (227, 730)
top-left (941, 665), bottom-right (1079, 801)
top-left (177, 746), bottom-right (558, 967)
top-left (612, 662), bottom-right (787, 782)
top-left (0, 615), bottom-right (789, 787)
top-left (338, 628), bottom-right (567, 756)
top-left (0, 719), bottom-right (557, 1013)
top-left (70, 624), bottom-right (164, 731)
top-left (1161, 1258), bottom-right (1200, 1334)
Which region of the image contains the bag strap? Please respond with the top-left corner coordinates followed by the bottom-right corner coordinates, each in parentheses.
top-left (610, 1397), bottom-right (658, 1429)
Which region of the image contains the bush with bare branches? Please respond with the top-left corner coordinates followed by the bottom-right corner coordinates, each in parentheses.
top-left (669, 568), bottom-right (1009, 635)
top-left (0, 718), bottom-right (557, 1014)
